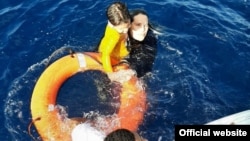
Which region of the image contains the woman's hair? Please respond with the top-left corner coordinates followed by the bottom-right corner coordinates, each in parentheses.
top-left (130, 9), bottom-right (162, 36)
top-left (104, 129), bottom-right (135, 141)
top-left (129, 9), bottom-right (155, 31)
top-left (106, 2), bottom-right (130, 26)
top-left (129, 9), bottom-right (148, 22)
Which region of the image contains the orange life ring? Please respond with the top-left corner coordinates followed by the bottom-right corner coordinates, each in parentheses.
top-left (30, 52), bottom-right (147, 141)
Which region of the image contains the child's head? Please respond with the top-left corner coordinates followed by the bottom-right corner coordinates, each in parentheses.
top-left (107, 2), bottom-right (130, 33)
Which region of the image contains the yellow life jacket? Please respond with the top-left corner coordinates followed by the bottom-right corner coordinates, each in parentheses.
top-left (98, 24), bottom-right (129, 72)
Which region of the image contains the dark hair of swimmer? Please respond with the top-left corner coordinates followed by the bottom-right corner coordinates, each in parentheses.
top-left (129, 9), bottom-right (155, 30)
top-left (104, 129), bottom-right (135, 141)
top-left (130, 9), bottom-right (148, 22)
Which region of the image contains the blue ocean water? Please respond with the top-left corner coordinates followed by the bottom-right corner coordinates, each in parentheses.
top-left (1, 0), bottom-right (249, 141)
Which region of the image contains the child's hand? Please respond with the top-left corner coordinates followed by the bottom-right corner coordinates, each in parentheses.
top-left (107, 69), bottom-right (136, 83)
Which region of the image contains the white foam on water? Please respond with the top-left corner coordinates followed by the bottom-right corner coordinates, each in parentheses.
top-left (71, 122), bottom-right (105, 141)
top-left (108, 69), bottom-right (136, 84)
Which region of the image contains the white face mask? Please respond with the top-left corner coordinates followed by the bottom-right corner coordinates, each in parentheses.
top-left (131, 27), bottom-right (146, 41)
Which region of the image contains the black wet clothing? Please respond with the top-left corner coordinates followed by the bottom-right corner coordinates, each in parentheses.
top-left (126, 29), bottom-right (157, 77)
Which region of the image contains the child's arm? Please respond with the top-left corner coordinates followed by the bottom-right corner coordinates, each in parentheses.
top-left (99, 25), bottom-right (120, 72)
top-left (101, 41), bottom-right (115, 72)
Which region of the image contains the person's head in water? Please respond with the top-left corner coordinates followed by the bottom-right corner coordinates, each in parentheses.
top-left (104, 129), bottom-right (147, 141)
top-left (129, 10), bottom-right (149, 41)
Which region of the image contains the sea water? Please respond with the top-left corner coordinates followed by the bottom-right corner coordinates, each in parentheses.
top-left (1, 0), bottom-right (249, 141)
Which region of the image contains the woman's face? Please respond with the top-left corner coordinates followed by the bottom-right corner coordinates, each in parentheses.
top-left (130, 14), bottom-right (149, 41)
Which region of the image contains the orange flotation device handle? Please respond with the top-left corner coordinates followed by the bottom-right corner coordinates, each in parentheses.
top-left (30, 52), bottom-right (146, 141)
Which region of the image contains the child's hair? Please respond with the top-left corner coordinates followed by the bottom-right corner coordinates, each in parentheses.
top-left (106, 2), bottom-right (130, 26)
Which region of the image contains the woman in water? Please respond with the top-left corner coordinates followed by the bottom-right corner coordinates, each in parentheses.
top-left (126, 9), bottom-right (158, 77)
